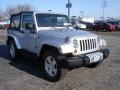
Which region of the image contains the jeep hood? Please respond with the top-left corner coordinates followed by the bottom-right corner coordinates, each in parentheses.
top-left (38, 29), bottom-right (97, 40)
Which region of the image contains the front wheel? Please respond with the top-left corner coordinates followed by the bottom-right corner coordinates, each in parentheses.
top-left (41, 51), bottom-right (66, 82)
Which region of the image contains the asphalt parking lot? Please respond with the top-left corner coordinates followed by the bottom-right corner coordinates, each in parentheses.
top-left (0, 30), bottom-right (120, 90)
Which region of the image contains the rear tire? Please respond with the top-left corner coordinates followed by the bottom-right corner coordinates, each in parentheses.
top-left (9, 40), bottom-right (21, 61)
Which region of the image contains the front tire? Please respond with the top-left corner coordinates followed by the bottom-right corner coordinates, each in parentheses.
top-left (41, 50), bottom-right (65, 82)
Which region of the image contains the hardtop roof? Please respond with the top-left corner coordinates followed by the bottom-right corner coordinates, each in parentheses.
top-left (11, 11), bottom-right (67, 17)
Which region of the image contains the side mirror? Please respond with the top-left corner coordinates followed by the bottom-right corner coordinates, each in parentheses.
top-left (25, 23), bottom-right (35, 33)
top-left (25, 23), bottom-right (35, 30)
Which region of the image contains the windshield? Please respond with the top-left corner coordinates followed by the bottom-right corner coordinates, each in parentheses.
top-left (36, 14), bottom-right (70, 27)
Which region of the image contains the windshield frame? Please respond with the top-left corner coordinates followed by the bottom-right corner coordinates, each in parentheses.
top-left (35, 13), bottom-right (70, 27)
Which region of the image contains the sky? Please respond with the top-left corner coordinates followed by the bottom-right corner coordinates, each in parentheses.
top-left (0, 0), bottom-right (120, 19)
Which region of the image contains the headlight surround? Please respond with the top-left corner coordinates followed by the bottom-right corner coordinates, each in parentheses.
top-left (97, 37), bottom-right (107, 49)
top-left (73, 39), bottom-right (79, 48)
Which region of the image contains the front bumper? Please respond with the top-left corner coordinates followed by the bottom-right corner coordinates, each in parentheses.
top-left (60, 48), bottom-right (110, 68)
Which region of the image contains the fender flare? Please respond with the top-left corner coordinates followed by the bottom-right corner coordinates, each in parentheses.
top-left (7, 34), bottom-right (22, 49)
top-left (38, 40), bottom-right (61, 56)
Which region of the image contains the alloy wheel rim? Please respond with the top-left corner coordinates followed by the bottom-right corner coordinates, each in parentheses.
top-left (45, 56), bottom-right (57, 77)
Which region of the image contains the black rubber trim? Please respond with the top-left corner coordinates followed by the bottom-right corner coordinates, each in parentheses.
top-left (60, 48), bottom-right (110, 68)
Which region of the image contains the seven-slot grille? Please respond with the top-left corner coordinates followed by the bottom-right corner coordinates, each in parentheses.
top-left (79, 38), bottom-right (97, 52)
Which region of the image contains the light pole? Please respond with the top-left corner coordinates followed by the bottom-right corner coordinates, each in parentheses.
top-left (66, 0), bottom-right (72, 18)
top-left (101, 0), bottom-right (108, 20)
top-left (80, 11), bottom-right (84, 18)
top-left (68, 0), bottom-right (70, 18)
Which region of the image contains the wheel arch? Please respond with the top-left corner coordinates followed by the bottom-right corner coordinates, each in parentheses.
top-left (7, 35), bottom-right (22, 49)
top-left (39, 44), bottom-right (61, 59)
top-left (7, 36), bottom-right (13, 45)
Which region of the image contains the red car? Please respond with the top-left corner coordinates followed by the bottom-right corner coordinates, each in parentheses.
top-left (107, 21), bottom-right (118, 31)
top-left (4, 24), bottom-right (10, 29)
top-left (90, 21), bottom-right (117, 32)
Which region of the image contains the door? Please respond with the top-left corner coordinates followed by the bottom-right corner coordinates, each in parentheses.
top-left (21, 14), bottom-right (36, 53)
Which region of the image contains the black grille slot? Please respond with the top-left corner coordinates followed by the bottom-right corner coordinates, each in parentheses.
top-left (85, 40), bottom-right (87, 50)
top-left (92, 39), bottom-right (94, 49)
top-left (80, 40), bottom-right (82, 51)
top-left (88, 39), bottom-right (90, 50)
top-left (94, 39), bottom-right (96, 48)
top-left (83, 40), bottom-right (85, 51)
top-left (90, 39), bottom-right (92, 49)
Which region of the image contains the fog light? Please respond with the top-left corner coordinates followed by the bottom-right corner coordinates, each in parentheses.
top-left (74, 49), bottom-right (77, 54)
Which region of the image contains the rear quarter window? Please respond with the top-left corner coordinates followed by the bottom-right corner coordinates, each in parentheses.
top-left (10, 15), bottom-right (21, 30)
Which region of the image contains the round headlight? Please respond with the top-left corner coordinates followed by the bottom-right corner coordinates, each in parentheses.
top-left (73, 39), bottom-right (79, 48)
top-left (97, 37), bottom-right (107, 48)
top-left (97, 37), bottom-right (101, 45)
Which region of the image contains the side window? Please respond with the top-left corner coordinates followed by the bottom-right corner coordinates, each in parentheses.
top-left (10, 15), bottom-right (20, 30)
top-left (22, 14), bottom-right (33, 29)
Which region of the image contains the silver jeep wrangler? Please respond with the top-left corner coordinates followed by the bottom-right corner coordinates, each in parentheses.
top-left (7, 12), bottom-right (109, 82)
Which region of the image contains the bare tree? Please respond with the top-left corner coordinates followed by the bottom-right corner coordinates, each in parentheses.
top-left (5, 4), bottom-right (34, 19)
top-left (0, 9), bottom-right (6, 20)
top-left (5, 6), bottom-right (16, 18)
top-left (16, 4), bottom-right (34, 13)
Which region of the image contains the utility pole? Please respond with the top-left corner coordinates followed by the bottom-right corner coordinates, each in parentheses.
top-left (66, 0), bottom-right (72, 18)
top-left (80, 11), bottom-right (84, 18)
top-left (68, 0), bottom-right (70, 18)
top-left (101, 0), bottom-right (108, 20)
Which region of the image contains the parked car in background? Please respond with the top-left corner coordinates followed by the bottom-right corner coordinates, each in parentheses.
top-left (73, 21), bottom-right (86, 29)
top-left (0, 24), bottom-right (4, 29)
top-left (115, 20), bottom-right (120, 31)
top-left (115, 21), bottom-right (120, 30)
top-left (80, 21), bottom-right (94, 30)
top-left (0, 22), bottom-right (4, 29)
top-left (4, 24), bottom-right (10, 29)
top-left (0, 20), bottom-right (10, 29)
top-left (90, 21), bottom-right (117, 32)
top-left (116, 20), bottom-right (120, 30)
top-left (107, 21), bottom-right (119, 31)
